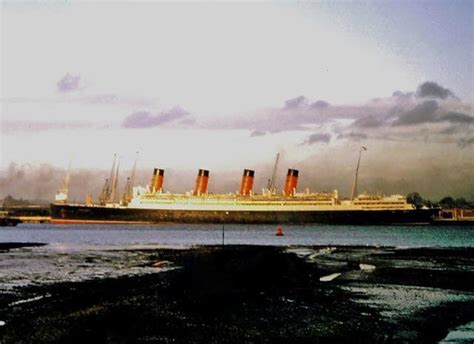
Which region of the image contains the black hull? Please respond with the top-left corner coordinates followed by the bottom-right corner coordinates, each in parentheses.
top-left (0, 218), bottom-right (20, 227)
top-left (50, 204), bottom-right (437, 225)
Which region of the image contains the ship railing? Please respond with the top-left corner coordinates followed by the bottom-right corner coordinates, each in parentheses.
top-left (139, 194), bottom-right (336, 203)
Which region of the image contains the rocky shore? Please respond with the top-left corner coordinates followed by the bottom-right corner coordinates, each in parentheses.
top-left (0, 243), bottom-right (473, 343)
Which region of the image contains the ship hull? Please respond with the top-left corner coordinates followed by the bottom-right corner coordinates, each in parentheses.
top-left (50, 203), bottom-right (437, 225)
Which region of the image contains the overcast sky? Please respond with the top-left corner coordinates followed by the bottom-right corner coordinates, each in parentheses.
top-left (1, 1), bottom-right (473, 200)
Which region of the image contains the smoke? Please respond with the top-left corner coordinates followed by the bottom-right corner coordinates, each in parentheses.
top-left (415, 81), bottom-right (455, 99)
top-left (293, 146), bottom-right (474, 201)
top-left (57, 73), bottom-right (81, 92)
top-left (0, 163), bottom-right (104, 202)
top-left (1, 142), bottom-right (473, 203)
top-left (122, 106), bottom-right (190, 128)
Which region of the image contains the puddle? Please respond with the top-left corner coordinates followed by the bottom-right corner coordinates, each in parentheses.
top-left (439, 321), bottom-right (474, 343)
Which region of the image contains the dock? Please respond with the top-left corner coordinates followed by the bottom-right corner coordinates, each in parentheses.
top-left (432, 208), bottom-right (474, 225)
top-left (0, 206), bottom-right (51, 226)
top-left (9, 216), bottom-right (51, 224)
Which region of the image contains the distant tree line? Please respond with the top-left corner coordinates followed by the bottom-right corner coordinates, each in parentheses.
top-left (1, 195), bottom-right (32, 207)
top-left (406, 192), bottom-right (473, 209)
top-left (1, 195), bottom-right (50, 207)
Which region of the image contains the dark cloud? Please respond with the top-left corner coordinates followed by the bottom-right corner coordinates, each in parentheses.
top-left (0, 163), bottom-right (152, 202)
top-left (393, 100), bottom-right (438, 126)
top-left (352, 116), bottom-right (383, 128)
top-left (250, 130), bottom-right (266, 137)
top-left (458, 137), bottom-right (474, 148)
top-left (337, 132), bottom-right (368, 141)
top-left (302, 133), bottom-right (331, 145)
top-left (438, 112), bottom-right (474, 124)
top-left (57, 73), bottom-right (81, 92)
top-left (416, 81), bottom-right (455, 99)
top-left (284, 96), bottom-right (307, 109)
top-left (392, 90), bottom-right (413, 98)
top-left (311, 100), bottom-right (330, 109)
top-left (122, 106), bottom-right (189, 129)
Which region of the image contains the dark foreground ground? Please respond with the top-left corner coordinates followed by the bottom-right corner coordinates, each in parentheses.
top-left (0, 244), bottom-right (473, 343)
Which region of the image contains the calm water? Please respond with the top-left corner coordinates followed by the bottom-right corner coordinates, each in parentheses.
top-left (1, 223), bottom-right (473, 248)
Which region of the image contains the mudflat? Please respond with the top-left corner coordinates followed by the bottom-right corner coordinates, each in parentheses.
top-left (0, 244), bottom-right (473, 343)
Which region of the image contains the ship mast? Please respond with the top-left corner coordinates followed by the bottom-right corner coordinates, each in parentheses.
top-left (266, 152), bottom-right (280, 194)
top-left (351, 146), bottom-right (367, 200)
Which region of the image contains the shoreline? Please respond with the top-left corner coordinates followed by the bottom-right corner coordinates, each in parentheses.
top-left (0, 244), bottom-right (473, 343)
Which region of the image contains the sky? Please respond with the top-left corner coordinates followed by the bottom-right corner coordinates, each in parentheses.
top-left (1, 0), bottom-right (473, 201)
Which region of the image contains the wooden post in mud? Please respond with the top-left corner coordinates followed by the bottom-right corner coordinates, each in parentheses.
top-left (222, 211), bottom-right (228, 246)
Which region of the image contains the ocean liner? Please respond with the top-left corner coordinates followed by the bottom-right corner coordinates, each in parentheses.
top-left (50, 151), bottom-right (437, 225)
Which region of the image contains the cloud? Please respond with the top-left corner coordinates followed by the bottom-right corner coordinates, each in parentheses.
top-left (392, 90), bottom-right (413, 98)
top-left (250, 130), bottom-right (267, 137)
top-left (57, 73), bottom-right (81, 92)
top-left (393, 100), bottom-right (438, 126)
top-left (302, 133), bottom-right (331, 145)
top-left (458, 137), bottom-right (474, 148)
top-left (337, 132), bottom-right (368, 141)
top-left (311, 100), bottom-right (330, 109)
top-left (284, 96), bottom-right (308, 109)
top-left (122, 106), bottom-right (190, 129)
top-left (416, 81), bottom-right (455, 99)
top-left (198, 81), bottom-right (465, 135)
top-left (392, 105), bottom-right (473, 127)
